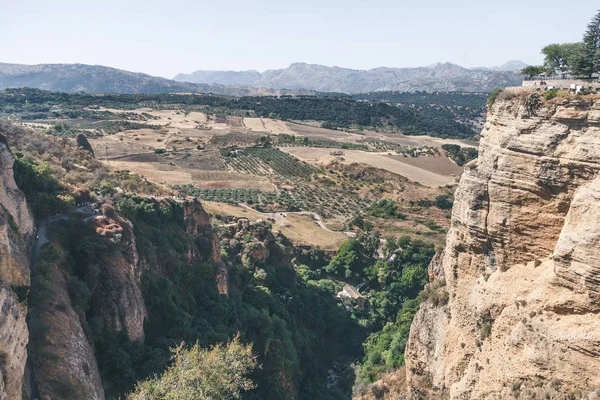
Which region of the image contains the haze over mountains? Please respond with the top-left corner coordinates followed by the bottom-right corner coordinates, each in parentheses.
top-left (0, 62), bottom-right (290, 96)
top-left (0, 60), bottom-right (525, 95)
top-left (174, 61), bottom-right (525, 93)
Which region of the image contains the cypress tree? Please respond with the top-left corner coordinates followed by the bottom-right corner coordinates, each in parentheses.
top-left (575, 10), bottom-right (600, 77)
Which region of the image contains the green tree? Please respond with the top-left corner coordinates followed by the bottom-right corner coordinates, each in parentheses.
top-left (129, 336), bottom-right (256, 400)
top-left (578, 10), bottom-right (600, 77)
top-left (542, 43), bottom-right (583, 76)
top-left (520, 65), bottom-right (547, 78)
top-left (326, 239), bottom-right (362, 277)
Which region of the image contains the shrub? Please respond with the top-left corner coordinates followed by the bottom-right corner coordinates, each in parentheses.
top-left (524, 93), bottom-right (542, 115)
top-left (129, 336), bottom-right (257, 400)
top-left (544, 89), bottom-right (558, 100)
top-left (487, 88), bottom-right (504, 106)
top-left (481, 322), bottom-right (492, 340)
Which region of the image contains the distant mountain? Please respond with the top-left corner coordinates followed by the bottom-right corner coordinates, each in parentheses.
top-left (174, 69), bottom-right (262, 86)
top-left (0, 62), bottom-right (297, 96)
top-left (174, 62), bottom-right (523, 93)
top-left (471, 60), bottom-right (528, 72)
top-left (0, 61), bottom-right (524, 96)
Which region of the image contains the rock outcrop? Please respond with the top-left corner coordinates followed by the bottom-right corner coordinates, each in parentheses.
top-left (89, 207), bottom-right (147, 341)
top-left (405, 91), bottom-right (600, 399)
top-left (75, 133), bottom-right (95, 157)
top-left (0, 133), bottom-right (32, 400)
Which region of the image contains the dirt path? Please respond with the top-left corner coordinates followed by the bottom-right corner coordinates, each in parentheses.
top-left (237, 203), bottom-right (355, 237)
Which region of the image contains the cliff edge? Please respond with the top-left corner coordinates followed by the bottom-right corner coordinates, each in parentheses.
top-left (405, 91), bottom-right (600, 399)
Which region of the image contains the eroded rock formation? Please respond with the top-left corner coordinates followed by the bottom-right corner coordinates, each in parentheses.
top-left (405, 92), bottom-right (600, 399)
top-left (75, 134), bottom-right (95, 158)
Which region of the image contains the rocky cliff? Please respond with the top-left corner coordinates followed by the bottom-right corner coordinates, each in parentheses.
top-left (29, 198), bottom-right (216, 399)
top-left (405, 91), bottom-right (600, 399)
top-left (0, 134), bottom-right (33, 400)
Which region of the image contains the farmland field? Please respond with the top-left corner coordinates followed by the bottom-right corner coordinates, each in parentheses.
top-left (281, 147), bottom-right (459, 187)
top-left (5, 88), bottom-right (476, 248)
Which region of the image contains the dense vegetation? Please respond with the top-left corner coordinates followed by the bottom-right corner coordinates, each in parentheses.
top-left (12, 154), bottom-right (74, 218)
top-left (319, 235), bottom-right (436, 390)
top-left (29, 193), bottom-right (436, 398)
top-left (351, 91), bottom-right (487, 108)
top-left (366, 199), bottom-right (406, 220)
top-left (98, 196), bottom-right (365, 399)
top-left (1, 88), bottom-right (480, 138)
top-left (441, 143), bottom-right (479, 166)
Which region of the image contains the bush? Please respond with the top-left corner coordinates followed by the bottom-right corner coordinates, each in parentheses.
top-left (367, 199), bottom-right (406, 219)
top-left (441, 144), bottom-right (478, 166)
top-left (130, 336), bottom-right (257, 399)
top-left (487, 88), bottom-right (504, 106)
top-left (417, 278), bottom-right (448, 306)
top-left (434, 194), bottom-right (453, 210)
top-left (544, 89), bottom-right (558, 100)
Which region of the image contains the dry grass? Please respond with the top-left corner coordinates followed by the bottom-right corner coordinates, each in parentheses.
top-left (274, 214), bottom-right (348, 250)
top-left (386, 154), bottom-right (463, 176)
top-left (285, 122), bottom-right (363, 142)
top-left (243, 118), bottom-right (294, 134)
top-left (282, 147), bottom-right (459, 187)
top-left (201, 202), bottom-right (347, 250)
top-left (201, 201), bottom-right (266, 220)
top-left (107, 161), bottom-right (194, 185)
top-left (354, 367), bottom-right (408, 400)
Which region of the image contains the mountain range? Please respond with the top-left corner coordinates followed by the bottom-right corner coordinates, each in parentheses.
top-left (174, 61), bottom-right (525, 93)
top-left (470, 60), bottom-right (528, 71)
top-left (0, 60), bottom-right (526, 95)
top-left (0, 62), bottom-right (295, 96)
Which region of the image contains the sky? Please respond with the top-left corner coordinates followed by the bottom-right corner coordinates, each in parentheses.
top-left (1, 0), bottom-right (598, 78)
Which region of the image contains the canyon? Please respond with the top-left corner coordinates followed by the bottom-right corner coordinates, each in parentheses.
top-left (1, 88), bottom-right (599, 399)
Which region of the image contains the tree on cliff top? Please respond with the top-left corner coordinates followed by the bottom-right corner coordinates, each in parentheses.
top-left (582, 10), bottom-right (600, 76)
top-left (520, 65), bottom-right (546, 78)
top-left (542, 43), bottom-right (584, 76)
top-left (129, 336), bottom-right (257, 400)
top-left (539, 10), bottom-right (600, 78)
top-left (569, 10), bottom-right (600, 77)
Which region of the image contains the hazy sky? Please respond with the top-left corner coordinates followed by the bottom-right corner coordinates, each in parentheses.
top-left (1, 0), bottom-right (598, 78)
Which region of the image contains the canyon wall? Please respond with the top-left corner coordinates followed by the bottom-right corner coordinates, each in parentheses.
top-left (0, 134), bottom-right (33, 400)
top-left (405, 92), bottom-right (600, 399)
top-left (30, 198), bottom-right (216, 399)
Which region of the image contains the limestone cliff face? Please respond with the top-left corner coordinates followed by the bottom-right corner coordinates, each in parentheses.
top-left (0, 133), bottom-right (32, 400)
top-left (31, 260), bottom-right (105, 400)
top-left (0, 135), bottom-right (34, 287)
top-left (405, 93), bottom-right (600, 399)
top-left (89, 207), bottom-right (147, 342)
top-left (0, 285), bottom-right (29, 400)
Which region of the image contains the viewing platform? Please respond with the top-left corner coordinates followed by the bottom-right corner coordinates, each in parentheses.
top-left (522, 75), bottom-right (600, 91)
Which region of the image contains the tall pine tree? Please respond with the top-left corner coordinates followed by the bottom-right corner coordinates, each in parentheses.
top-left (575, 10), bottom-right (600, 77)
